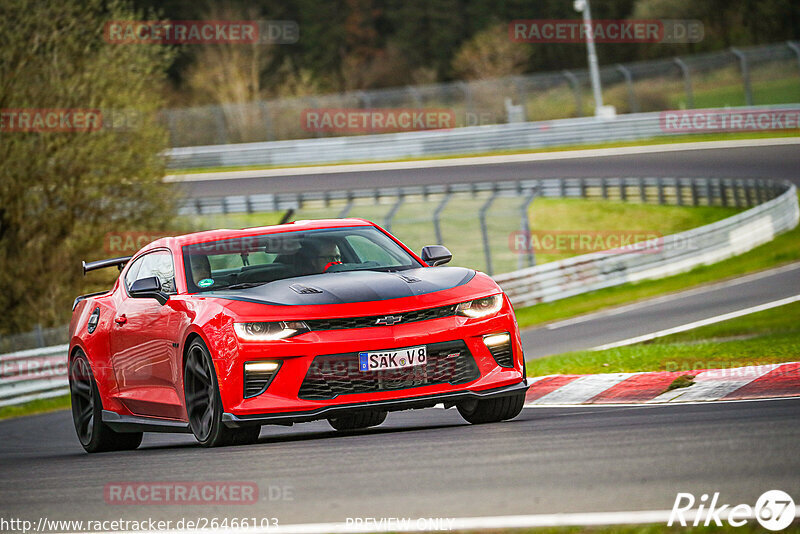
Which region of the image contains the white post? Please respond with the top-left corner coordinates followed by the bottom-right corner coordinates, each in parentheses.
top-left (574, 0), bottom-right (613, 118)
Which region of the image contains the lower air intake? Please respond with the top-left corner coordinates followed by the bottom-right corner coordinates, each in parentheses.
top-left (298, 340), bottom-right (480, 400)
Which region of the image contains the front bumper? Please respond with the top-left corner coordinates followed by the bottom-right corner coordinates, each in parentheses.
top-left (214, 297), bottom-right (526, 419)
top-left (222, 380), bottom-right (528, 427)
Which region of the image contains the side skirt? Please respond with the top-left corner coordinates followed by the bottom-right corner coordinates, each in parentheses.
top-left (102, 410), bottom-right (191, 434)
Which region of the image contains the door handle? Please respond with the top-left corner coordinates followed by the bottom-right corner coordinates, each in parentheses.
top-left (115, 314), bottom-right (127, 325)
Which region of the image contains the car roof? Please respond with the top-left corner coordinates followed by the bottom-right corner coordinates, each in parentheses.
top-left (139, 218), bottom-right (376, 254)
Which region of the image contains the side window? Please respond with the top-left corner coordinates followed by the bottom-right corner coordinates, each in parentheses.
top-left (124, 256), bottom-right (143, 289)
top-left (132, 251), bottom-right (176, 294)
top-left (346, 235), bottom-right (404, 266)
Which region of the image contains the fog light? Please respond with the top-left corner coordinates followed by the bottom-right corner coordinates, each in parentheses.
top-left (244, 360), bottom-right (281, 398)
top-left (483, 332), bottom-right (514, 368)
top-left (483, 332), bottom-right (511, 347)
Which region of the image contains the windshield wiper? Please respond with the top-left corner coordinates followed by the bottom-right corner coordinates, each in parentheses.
top-left (223, 282), bottom-right (269, 290)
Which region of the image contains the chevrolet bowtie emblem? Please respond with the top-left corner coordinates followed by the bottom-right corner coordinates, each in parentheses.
top-left (375, 315), bottom-right (403, 326)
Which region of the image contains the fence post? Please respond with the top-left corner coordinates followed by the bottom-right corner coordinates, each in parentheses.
top-left (432, 190), bottom-right (452, 245)
top-left (258, 101), bottom-right (274, 142)
top-left (513, 77), bottom-right (528, 121)
top-left (562, 70), bottom-right (583, 117)
top-left (213, 106), bottom-right (227, 144)
top-left (383, 193), bottom-right (404, 233)
top-left (639, 177), bottom-right (647, 203)
top-left (479, 190), bottom-right (500, 276)
top-left (601, 177), bottom-right (608, 199)
top-left (615, 64), bottom-right (639, 113)
top-left (34, 324), bottom-right (45, 348)
top-left (657, 177), bottom-right (665, 205)
top-left (730, 48), bottom-right (754, 106)
top-left (458, 81), bottom-right (472, 122)
top-left (519, 189), bottom-right (537, 268)
top-left (787, 41), bottom-right (800, 76)
top-left (705, 178), bottom-right (713, 206)
top-left (673, 57), bottom-right (694, 109)
top-left (338, 192), bottom-right (354, 218)
top-left (406, 85), bottom-right (422, 107)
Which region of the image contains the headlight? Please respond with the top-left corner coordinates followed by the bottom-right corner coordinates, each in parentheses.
top-left (456, 294), bottom-right (503, 318)
top-left (234, 321), bottom-right (309, 341)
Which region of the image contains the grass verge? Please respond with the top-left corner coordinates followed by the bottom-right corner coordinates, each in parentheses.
top-left (526, 300), bottom-right (800, 377)
top-left (514, 217), bottom-right (800, 330)
top-left (0, 394), bottom-right (70, 421)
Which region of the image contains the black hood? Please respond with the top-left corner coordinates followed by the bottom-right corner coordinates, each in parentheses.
top-left (202, 267), bottom-right (475, 306)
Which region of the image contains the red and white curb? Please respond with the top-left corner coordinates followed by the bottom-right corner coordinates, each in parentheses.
top-left (525, 362), bottom-right (800, 405)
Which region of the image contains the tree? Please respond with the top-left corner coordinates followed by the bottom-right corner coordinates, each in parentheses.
top-left (451, 23), bottom-right (532, 80)
top-left (0, 0), bottom-right (176, 334)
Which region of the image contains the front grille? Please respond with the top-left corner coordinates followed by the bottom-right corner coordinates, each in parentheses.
top-left (487, 341), bottom-right (514, 368)
top-left (304, 304), bottom-right (457, 331)
top-left (298, 340), bottom-right (480, 400)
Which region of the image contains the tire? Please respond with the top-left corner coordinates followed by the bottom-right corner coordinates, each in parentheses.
top-left (328, 410), bottom-right (387, 431)
top-left (457, 392), bottom-right (525, 425)
top-left (184, 338), bottom-right (260, 447)
top-left (69, 351), bottom-right (143, 453)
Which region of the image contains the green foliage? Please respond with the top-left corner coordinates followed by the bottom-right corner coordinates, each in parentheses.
top-left (142, 0), bottom-right (800, 101)
top-left (0, 0), bottom-right (177, 334)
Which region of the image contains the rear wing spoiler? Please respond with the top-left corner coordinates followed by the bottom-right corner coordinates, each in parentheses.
top-left (82, 256), bottom-right (132, 275)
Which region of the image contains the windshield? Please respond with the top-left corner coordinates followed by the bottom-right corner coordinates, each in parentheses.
top-left (182, 226), bottom-right (423, 293)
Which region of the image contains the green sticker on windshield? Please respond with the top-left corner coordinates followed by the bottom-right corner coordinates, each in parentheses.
top-left (197, 278), bottom-right (214, 288)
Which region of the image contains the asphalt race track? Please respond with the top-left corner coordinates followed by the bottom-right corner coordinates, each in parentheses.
top-left (522, 262), bottom-right (800, 358)
top-left (175, 142), bottom-right (800, 198)
top-left (2, 143), bottom-right (799, 528)
top-left (1, 399), bottom-right (799, 526)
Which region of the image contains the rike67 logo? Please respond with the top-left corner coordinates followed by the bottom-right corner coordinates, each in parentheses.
top-left (669, 490), bottom-right (796, 531)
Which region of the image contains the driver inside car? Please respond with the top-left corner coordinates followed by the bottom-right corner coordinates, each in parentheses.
top-left (300, 238), bottom-right (342, 275)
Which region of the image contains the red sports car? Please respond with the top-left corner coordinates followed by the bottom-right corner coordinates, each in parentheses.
top-left (69, 219), bottom-right (528, 452)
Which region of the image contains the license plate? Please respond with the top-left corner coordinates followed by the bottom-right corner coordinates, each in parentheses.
top-left (358, 345), bottom-right (427, 372)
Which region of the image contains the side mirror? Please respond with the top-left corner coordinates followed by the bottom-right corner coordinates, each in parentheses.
top-left (129, 276), bottom-right (169, 305)
top-left (421, 245), bottom-right (452, 267)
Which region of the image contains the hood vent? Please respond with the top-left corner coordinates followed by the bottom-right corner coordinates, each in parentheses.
top-left (289, 283), bottom-right (323, 294)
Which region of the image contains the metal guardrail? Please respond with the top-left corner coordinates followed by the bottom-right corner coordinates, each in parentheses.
top-left (166, 104), bottom-right (800, 170)
top-left (0, 344), bottom-right (69, 408)
top-left (495, 181), bottom-right (799, 307)
top-left (2, 178), bottom-right (796, 408)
